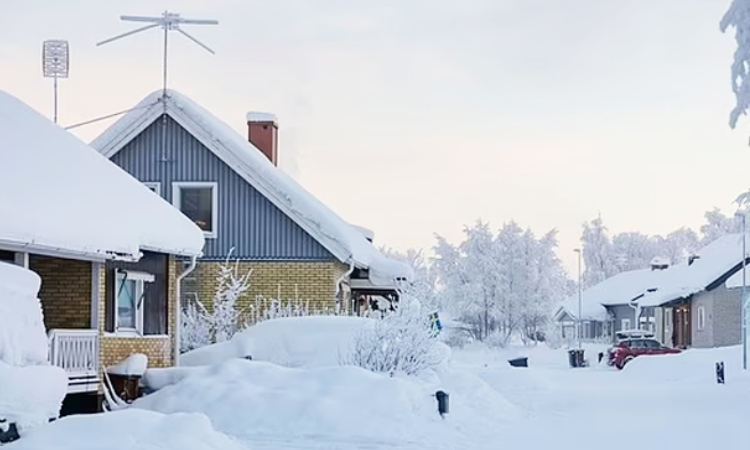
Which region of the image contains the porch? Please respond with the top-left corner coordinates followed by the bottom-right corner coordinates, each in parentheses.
top-left (48, 329), bottom-right (100, 394)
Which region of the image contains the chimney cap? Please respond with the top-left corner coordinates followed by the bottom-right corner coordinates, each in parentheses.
top-left (247, 111), bottom-right (278, 126)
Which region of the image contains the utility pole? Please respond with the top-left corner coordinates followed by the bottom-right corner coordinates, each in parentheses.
top-left (743, 215), bottom-right (747, 370)
top-left (574, 248), bottom-right (582, 349)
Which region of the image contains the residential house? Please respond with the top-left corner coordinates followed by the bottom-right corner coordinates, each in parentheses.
top-left (90, 89), bottom-right (411, 320)
top-left (0, 90), bottom-right (205, 408)
top-left (639, 234), bottom-right (748, 349)
top-left (553, 259), bottom-right (666, 343)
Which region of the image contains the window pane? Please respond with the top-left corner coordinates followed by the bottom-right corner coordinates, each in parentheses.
top-left (117, 278), bottom-right (137, 329)
top-left (180, 187), bottom-right (213, 232)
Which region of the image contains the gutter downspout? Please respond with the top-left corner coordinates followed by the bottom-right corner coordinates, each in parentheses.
top-left (335, 258), bottom-right (355, 315)
top-left (174, 255), bottom-right (198, 366)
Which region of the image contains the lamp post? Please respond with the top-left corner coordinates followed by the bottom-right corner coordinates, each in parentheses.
top-left (736, 212), bottom-right (747, 371)
top-left (574, 248), bottom-right (582, 349)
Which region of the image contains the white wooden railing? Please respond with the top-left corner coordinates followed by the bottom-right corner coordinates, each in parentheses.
top-left (48, 329), bottom-right (100, 393)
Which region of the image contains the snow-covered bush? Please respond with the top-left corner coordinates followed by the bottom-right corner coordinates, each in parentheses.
top-left (180, 251), bottom-right (251, 353)
top-left (345, 296), bottom-right (447, 376)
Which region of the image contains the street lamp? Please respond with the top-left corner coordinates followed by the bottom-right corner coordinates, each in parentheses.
top-left (574, 248), bottom-right (582, 349)
top-left (735, 212), bottom-right (748, 370)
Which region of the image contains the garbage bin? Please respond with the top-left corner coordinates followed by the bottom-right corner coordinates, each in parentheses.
top-left (568, 349), bottom-right (585, 368)
top-left (107, 373), bottom-right (142, 403)
top-left (508, 357), bottom-right (529, 368)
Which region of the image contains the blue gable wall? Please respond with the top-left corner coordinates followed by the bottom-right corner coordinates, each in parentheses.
top-left (111, 115), bottom-right (335, 261)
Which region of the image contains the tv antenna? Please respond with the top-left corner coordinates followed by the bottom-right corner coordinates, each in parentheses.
top-left (42, 40), bottom-right (69, 123)
top-left (97, 11), bottom-right (218, 98)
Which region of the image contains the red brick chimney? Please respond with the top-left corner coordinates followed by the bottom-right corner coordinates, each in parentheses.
top-left (246, 112), bottom-right (278, 166)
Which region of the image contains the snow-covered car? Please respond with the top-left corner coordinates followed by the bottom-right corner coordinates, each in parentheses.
top-left (0, 262), bottom-right (67, 442)
top-left (607, 338), bottom-right (681, 370)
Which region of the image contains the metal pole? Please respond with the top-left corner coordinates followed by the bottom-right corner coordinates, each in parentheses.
top-left (53, 75), bottom-right (58, 123)
top-left (576, 249), bottom-right (582, 349)
top-left (162, 16), bottom-right (169, 99)
top-left (743, 215), bottom-right (747, 370)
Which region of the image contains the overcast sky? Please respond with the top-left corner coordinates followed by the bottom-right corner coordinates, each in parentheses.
top-left (1, 0), bottom-right (748, 273)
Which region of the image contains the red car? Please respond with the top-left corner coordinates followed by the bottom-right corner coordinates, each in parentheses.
top-left (607, 338), bottom-right (681, 369)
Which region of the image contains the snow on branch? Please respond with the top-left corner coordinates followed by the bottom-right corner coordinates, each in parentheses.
top-left (721, 0), bottom-right (750, 130)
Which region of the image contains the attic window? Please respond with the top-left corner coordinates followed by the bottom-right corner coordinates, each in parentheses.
top-left (172, 182), bottom-right (218, 238)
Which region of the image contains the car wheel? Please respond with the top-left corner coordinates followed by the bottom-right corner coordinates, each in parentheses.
top-left (618, 356), bottom-right (634, 370)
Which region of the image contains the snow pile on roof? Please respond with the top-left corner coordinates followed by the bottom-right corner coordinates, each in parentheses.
top-left (135, 359), bottom-right (518, 448)
top-left (90, 90), bottom-right (411, 283)
top-left (0, 262), bottom-right (67, 431)
top-left (0, 90), bottom-right (204, 260)
top-left (245, 111), bottom-right (277, 124)
top-left (640, 233), bottom-right (749, 306)
top-left (179, 316), bottom-right (374, 368)
top-left (8, 409), bottom-right (249, 450)
top-left (556, 268), bottom-right (662, 320)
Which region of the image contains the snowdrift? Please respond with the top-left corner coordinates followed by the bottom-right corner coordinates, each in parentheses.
top-left (0, 262), bottom-right (67, 431)
top-left (136, 359), bottom-right (519, 448)
top-left (7, 409), bottom-right (248, 450)
top-left (180, 316), bottom-right (374, 368)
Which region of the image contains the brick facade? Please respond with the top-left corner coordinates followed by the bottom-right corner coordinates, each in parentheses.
top-left (691, 290), bottom-right (714, 348)
top-left (98, 258), bottom-right (179, 369)
top-left (185, 260), bottom-right (349, 322)
top-left (30, 256), bottom-right (92, 330)
top-left (709, 284), bottom-right (741, 348)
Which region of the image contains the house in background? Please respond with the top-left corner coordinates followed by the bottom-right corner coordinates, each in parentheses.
top-left (91, 89), bottom-right (411, 320)
top-left (639, 234), bottom-right (748, 349)
top-left (0, 90), bottom-right (204, 410)
top-left (552, 260), bottom-right (665, 343)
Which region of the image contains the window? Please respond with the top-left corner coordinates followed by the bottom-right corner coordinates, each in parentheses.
top-left (114, 270), bottom-right (154, 335)
top-left (621, 318), bottom-right (631, 331)
top-left (173, 182), bottom-right (218, 238)
top-left (143, 182), bottom-right (161, 196)
top-left (697, 306), bottom-right (706, 331)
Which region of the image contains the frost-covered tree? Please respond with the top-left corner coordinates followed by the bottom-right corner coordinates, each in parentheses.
top-left (580, 217), bottom-right (618, 287)
top-left (379, 247), bottom-right (437, 311)
top-left (700, 208), bottom-right (742, 245)
top-left (346, 295), bottom-right (447, 376)
top-left (431, 220), bottom-right (571, 345)
top-left (721, 0), bottom-right (750, 134)
top-left (180, 250), bottom-right (251, 352)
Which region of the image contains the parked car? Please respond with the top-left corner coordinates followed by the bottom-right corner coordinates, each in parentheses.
top-left (607, 338), bottom-right (681, 370)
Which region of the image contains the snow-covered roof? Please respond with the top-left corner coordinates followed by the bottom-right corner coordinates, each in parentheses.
top-left (0, 90), bottom-right (205, 261)
top-left (639, 233), bottom-right (749, 307)
top-left (90, 89), bottom-right (412, 284)
top-left (555, 268), bottom-right (663, 321)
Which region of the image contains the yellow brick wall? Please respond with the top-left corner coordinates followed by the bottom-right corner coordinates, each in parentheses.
top-left (99, 257), bottom-right (179, 370)
top-left (192, 260), bottom-right (349, 323)
top-left (30, 256), bottom-right (92, 330)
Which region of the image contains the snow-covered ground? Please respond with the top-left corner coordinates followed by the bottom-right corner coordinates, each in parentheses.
top-left (8, 317), bottom-right (750, 449)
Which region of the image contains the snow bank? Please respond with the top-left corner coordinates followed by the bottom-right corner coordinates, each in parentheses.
top-left (0, 263), bottom-right (48, 366)
top-left (180, 316), bottom-right (374, 368)
top-left (135, 359), bottom-right (518, 447)
top-left (7, 409), bottom-right (248, 450)
top-left (0, 90), bottom-right (204, 260)
top-left (0, 263), bottom-right (67, 431)
top-left (107, 354), bottom-right (148, 376)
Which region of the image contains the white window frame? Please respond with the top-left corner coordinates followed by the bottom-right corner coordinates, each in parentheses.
top-left (114, 270), bottom-right (154, 336)
top-left (172, 181), bottom-right (219, 239)
top-left (621, 318), bottom-right (631, 331)
top-left (143, 182), bottom-right (161, 196)
top-left (697, 306), bottom-right (706, 331)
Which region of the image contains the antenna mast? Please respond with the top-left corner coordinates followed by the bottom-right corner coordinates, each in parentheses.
top-left (97, 11), bottom-right (218, 99)
top-left (42, 40), bottom-right (70, 123)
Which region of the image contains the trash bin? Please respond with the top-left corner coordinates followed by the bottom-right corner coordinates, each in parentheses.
top-left (568, 349), bottom-right (585, 368)
top-left (0, 421), bottom-right (20, 444)
top-left (508, 357), bottom-right (528, 368)
top-left (107, 373), bottom-right (142, 403)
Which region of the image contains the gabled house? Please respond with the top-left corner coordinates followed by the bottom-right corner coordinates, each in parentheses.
top-left (0, 90), bottom-right (204, 405)
top-left (90, 89), bottom-right (411, 320)
top-left (639, 234), bottom-right (748, 349)
top-left (553, 262), bottom-right (664, 342)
